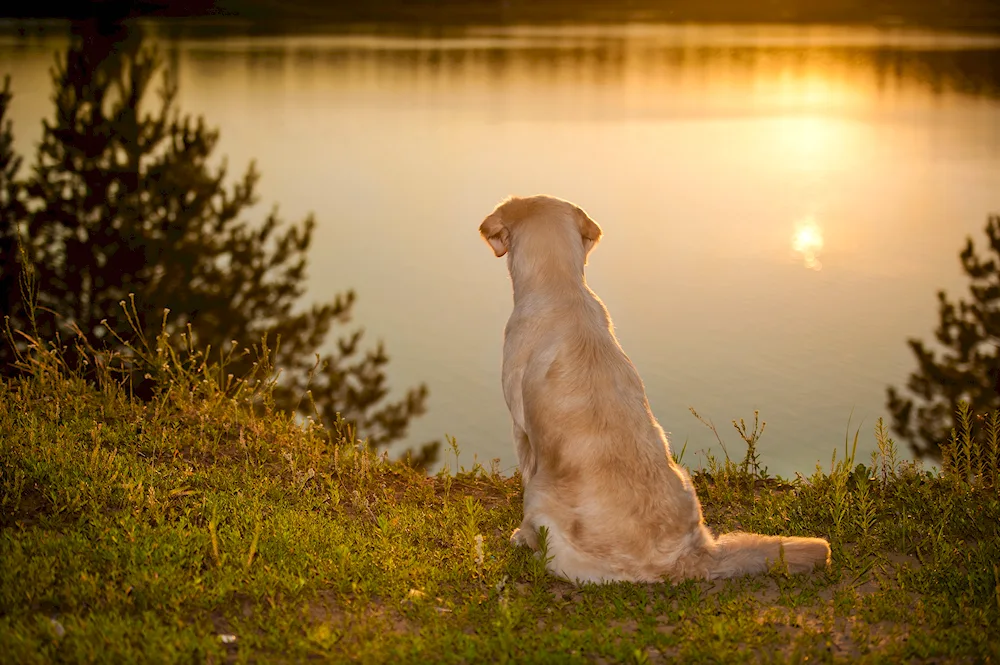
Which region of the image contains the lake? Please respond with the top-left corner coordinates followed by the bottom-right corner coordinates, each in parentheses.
top-left (2, 21), bottom-right (999, 476)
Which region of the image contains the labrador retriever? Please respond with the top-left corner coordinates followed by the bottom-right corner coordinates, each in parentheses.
top-left (480, 194), bottom-right (831, 583)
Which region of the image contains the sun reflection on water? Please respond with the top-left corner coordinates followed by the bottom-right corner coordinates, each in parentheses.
top-left (792, 217), bottom-right (824, 270)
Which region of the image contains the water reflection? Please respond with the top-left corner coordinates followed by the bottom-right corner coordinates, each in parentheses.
top-left (1, 20), bottom-right (997, 477)
top-left (135, 23), bottom-right (1000, 107)
top-left (792, 217), bottom-right (824, 271)
top-left (4, 23), bottom-right (999, 117)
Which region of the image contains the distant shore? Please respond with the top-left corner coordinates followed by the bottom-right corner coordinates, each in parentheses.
top-left (1, 0), bottom-right (1000, 34)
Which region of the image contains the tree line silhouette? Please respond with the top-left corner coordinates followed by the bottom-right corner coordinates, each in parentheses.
top-left (4, 0), bottom-right (1000, 31)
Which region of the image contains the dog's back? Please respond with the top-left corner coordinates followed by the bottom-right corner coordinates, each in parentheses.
top-left (481, 195), bottom-right (830, 583)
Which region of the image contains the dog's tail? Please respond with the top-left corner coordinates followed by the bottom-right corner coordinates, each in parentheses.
top-left (705, 532), bottom-right (830, 579)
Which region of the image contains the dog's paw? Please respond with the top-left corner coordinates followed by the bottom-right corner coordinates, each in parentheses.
top-left (510, 528), bottom-right (529, 547)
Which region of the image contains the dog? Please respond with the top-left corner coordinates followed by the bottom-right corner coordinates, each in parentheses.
top-left (480, 195), bottom-right (831, 583)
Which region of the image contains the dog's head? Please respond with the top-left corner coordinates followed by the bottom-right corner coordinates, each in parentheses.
top-left (478, 195), bottom-right (602, 266)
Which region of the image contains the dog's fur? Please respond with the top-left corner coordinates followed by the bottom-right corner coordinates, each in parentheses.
top-left (480, 195), bottom-right (831, 583)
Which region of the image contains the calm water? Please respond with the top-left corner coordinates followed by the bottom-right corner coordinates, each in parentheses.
top-left (2, 22), bottom-right (999, 475)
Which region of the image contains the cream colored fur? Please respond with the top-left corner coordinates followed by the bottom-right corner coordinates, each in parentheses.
top-left (479, 194), bottom-right (831, 583)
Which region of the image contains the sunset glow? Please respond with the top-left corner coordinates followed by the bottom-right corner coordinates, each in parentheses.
top-left (792, 217), bottom-right (824, 270)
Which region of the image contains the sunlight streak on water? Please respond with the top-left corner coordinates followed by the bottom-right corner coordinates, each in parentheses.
top-left (792, 217), bottom-right (825, 271)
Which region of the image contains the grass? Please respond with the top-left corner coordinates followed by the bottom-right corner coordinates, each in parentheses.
top-left (1, 326), bottom-right (999, 663)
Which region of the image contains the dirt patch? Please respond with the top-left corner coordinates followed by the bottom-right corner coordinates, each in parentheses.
top-left (305, 590), bottom-right (417, 641)
top-left (884, 551), bottom-right (922, 573)
top-left (608, 618), bottom-right (640, 634)
top-left (208, 610), bottom-right (239, 663)
top-left (1, 482), bottom-right (48, 528)
top-left (654, 617), bottom-right (676, 635)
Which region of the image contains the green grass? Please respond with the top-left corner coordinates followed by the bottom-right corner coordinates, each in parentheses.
top-left (1, 335), bottom-right (999, 663)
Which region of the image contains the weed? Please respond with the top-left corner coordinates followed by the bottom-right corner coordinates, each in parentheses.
top-left (733, 410), bottom-right (768, 479)
top-left (672, 437), bottom-right (689, 466)
top-left (531, 525), bottom-right (555, 586)
top-left (873, 417), bottom-right (900, 486)
top-left (942, 401), bottom-right (1000, 489)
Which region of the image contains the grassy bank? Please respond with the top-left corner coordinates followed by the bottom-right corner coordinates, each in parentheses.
top-left (1, 343), bottom-right (999, 663)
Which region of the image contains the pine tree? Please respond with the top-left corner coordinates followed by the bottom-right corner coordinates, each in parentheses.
top-left (2, 21), bottom-right (436, 463)
top-left (886, 215), bottom-right (1000, 459)
top-left (0, 75), bottom-right (28, 363)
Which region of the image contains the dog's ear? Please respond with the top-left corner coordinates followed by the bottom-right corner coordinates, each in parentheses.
top-left (576, 208), bottom-right (602, 262)
top-left (479, 212), bottom-right (509, 258)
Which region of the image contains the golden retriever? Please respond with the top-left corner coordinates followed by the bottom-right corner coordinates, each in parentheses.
top-left (480, 194), bottom-right (831, 583)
